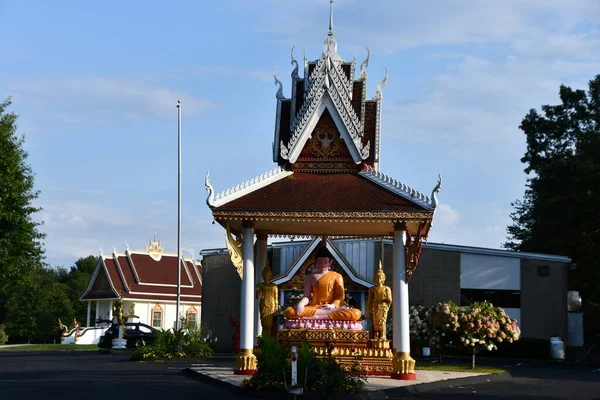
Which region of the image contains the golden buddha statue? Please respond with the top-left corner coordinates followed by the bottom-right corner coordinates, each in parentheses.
top-left (366, 261), bottom-right (392, 339)
top-left (255, 264), bottom-right (279, 336)
top-left (283, 247), bottom-right (362, 321)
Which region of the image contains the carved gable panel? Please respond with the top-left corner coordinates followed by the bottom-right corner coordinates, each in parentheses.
top-left (293, 110), bottom-right (358, 172)
top-left (90, 266), bottom-right (117, 297)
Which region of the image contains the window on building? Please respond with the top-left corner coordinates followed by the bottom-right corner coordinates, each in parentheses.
top-left (152, 310), bottom-right (162, 328)
top-left (186, 312), bottom-right (197, 326)
top-left (151, 304), bottom-right (163, 328)
top-left (186, 306), bottom-right (198, 326)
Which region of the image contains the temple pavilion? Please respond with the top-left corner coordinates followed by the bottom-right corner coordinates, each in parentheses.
top-left (204, 1), bottom-right (441, 379)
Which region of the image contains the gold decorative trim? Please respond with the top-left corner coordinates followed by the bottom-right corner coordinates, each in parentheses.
top-left (225, 223), bottom-right (243, 279)
top-left (405, 221), bottom-right (426, 282)
top-left (213, 211), bottom-right (433, 221)
top-left (235, 348), bottom-right (257, 372)
top-left (392, 351), bottom-right (415, 374)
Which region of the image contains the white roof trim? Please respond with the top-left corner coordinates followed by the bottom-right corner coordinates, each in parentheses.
top-left (79, 256), bottom-right (120, 300)
top-left (359, 165), bottom-right (433, 209)
top-left (421, 242), bottom-right (572, 262)
top-left (211, 166), bottom-right (293, 208)
top-left (272, 237), bottom-right (374, 288)
top-left (113, 251), bottom-right (130, 293)
top-left (282, 56), bottom-right (368, 163)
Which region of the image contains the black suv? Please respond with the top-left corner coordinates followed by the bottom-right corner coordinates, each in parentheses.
top-left (98, 322), bottom-right (157, 348)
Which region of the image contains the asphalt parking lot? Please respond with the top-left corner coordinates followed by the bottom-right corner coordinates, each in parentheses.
top-left (0, 350), bottom-right (598, 399)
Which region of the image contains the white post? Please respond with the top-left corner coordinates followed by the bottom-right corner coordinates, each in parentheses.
top-left (254, 233), bottom-right (268, 343)
top-left (86, 302), bottom-right (91, 327)
top-left (391, 223), bottom-right (416, 380)
top-left (393, 228), bottom-right (409, 353)
top-left (95, 301), bottom-right (100, 323)
top-left (175, 100), bottom-right (182, 330)
top-left (291, 346), bottom-right (298, 386)
top-left (234, 224), bottom-right (257, 374)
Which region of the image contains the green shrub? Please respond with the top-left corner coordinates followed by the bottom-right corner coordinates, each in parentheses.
top-left (131, 323), bottom-right (213, 361)
top-left (242, 332), bottom-right (288, 391)
top-left (0, 324), bottom-right (8, 345)
top-left (242, 335), bottom-right (366, 395)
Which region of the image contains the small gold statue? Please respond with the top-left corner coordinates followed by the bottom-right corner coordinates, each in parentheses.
top-left (366, 261), bottom-right (392, 340)
top-left (58, 318), bottom-right (68, 337)
top-left (256, 264), bottom-right (279, 336)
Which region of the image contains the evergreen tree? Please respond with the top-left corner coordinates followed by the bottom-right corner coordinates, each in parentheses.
top-left (505, 76), bottom-right (600, 341)
top-left (0, 98), bottom-right (46, 324)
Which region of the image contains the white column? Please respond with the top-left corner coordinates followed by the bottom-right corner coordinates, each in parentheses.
top-left (95, 301), bottom-right (99, 322)
top-left (254, 233), bottom-right (268, 344)
top-left (86, 302), bottom-right (91, 327)
top-left (393, 227), bottom-right (409, 353)
top-left (240, 225), bottom-right (255, 352)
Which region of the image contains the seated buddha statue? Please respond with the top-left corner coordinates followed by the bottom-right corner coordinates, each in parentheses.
top-left (283, 246), bottom-right (362, 321)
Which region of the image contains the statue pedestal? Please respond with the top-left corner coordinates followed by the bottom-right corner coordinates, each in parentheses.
top-left (277, 328), bottom-right (394, 376)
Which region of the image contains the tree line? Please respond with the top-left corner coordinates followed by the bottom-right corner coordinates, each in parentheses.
top-left (1, 74), bottom-right (598, 344)
top-left (505, 75), bottom-right (600, 342)
top-left (0, 97), bottom-right (97, 343)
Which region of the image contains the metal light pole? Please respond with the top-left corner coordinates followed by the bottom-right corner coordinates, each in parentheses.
top-left (175, 100), bottom-right (182, 330)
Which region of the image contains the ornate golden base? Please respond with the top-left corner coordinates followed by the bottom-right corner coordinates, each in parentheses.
top-left (277, 329), bottom-right (394, 375)
top-left (278, 328), bottom-right (369, 348)
top-left (234, 348), bottom-right (257, 375)
top-left (369, 338), bottom-right (390, 349)
top-left (391, 351), bottom-right (416, 379)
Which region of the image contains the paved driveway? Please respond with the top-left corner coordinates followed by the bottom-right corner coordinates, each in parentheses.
top-left (0, 351), bottom-right (248, 400)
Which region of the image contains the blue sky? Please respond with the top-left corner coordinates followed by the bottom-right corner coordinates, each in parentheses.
top-left (1, 0), bottom-right (598, 268)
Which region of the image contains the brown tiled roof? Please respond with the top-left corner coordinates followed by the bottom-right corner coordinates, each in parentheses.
top-left (219, 172), bottom-right (428, 212)
top-left (278, 100), bottom-right (292, 165)
top-left (341, 64), bottom-right (351, 81)
top-left (352, 81), bottom-right (363, 119)
top-left (363, 100), bottom-right (377, 163)
top-left (81, 253), bottom-right (202, 302)
top-left (295, 80), bottom-right (304, 115)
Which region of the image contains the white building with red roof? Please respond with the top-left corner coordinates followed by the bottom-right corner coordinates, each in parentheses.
top-left (80, 235), bottom-right (202, 330)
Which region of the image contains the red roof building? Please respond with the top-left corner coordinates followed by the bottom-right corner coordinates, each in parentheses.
top-left (80, 235), bottom-right (202, 330)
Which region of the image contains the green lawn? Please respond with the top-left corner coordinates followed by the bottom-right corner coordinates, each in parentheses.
top-left (415, 362), bottom-right (506, 374)
top-left (0, 344), bottom-right (99, 351)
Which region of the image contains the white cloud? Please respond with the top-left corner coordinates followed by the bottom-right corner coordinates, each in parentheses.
top-left (7, 76), bottom-right (217, 119)
top-left (435, 204), bottom-right (460, 226)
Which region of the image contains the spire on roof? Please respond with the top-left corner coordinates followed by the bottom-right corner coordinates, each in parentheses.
top-left (147, 233), bottom-right (164, 255)
top-left (323, 0), bottom-right (343, 62)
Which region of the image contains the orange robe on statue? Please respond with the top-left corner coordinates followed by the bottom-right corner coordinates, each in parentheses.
top-left (283, 271), bottom-right (362, 321)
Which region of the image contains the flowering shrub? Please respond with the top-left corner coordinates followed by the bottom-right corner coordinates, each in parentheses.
top-left (455, 301), bottom-right (521, 367)
top-left (409, 305), bottom-right (430, 347)
top-left (410, 301), bottom-right (520, 368)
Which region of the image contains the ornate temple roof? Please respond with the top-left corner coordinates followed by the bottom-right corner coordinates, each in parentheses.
top-left (80, 237), bottom-right (202, 302)
top-left (205, 1), bottom-right (441, 238)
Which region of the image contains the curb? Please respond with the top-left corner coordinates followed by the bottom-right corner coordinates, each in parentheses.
top-left (182, 368), bottom-right (512, 399)
top-left (379, 371), bottom-right (512, 397)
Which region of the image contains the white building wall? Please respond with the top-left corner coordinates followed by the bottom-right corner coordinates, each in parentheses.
top-left (88, 300), bottom-right (201, 330)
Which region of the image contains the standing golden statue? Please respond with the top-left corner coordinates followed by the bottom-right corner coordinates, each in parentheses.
top-left (366, 261), bottom-right (392, 340)
top-left (256, 264), bottom-right (279, 336)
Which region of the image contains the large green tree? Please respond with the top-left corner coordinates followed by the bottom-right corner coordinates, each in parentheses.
top-left (505, 75), bottom-right (600, 341)
top-left (0, 98), bottom-right (46, 324)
